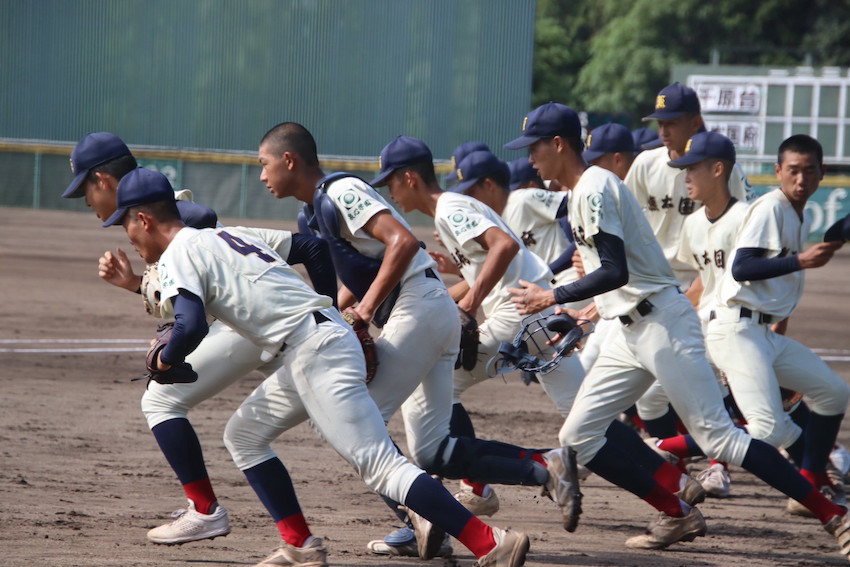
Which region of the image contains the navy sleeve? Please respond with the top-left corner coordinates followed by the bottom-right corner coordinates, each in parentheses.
top-left (731, 247), bottom-right (802, 281)
top-left (555, 194), bottom-right (569, 219)
top-left (176, 200), bottom-right (218, 229)
top-left (553, 231), bottom-right (629, 305)
top-left (287, 232), bottom-right (339, 307)
top-left (548, 242), bottom-right (577, 274)
top-left (159, 290), bottom-right (209, 366)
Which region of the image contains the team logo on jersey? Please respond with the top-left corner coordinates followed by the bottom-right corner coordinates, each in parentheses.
top-left (572, 225), bottom-right (591, 248)
top-left (532, 189), bottom-right (554, 207)
top-left (157, 262), bottom-right (175, 292)
top-left (338, 190), bottom-right (372, 222)
top-left (713, 249), bottom-right (726, 268)
top-left (678, 197), bottom-right (696, 215)
top-left (587, 192), bottom-right (603, 224)
top-left (521, 230), bottom-right (537, 247)
top-left (448, 209), bottom-right (478, 237)
top-left (656, 95), bottom-right (666, 109)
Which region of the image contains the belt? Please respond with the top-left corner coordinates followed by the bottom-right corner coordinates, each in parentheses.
top-left (708, 306), bottom-right (773, 325)
top-left (619, 298), bottom-right (654, 326)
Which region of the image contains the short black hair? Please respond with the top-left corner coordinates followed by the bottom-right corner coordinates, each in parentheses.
top-left (395, 161), bottom-right (437, 186)
top-left (778, 134), bottom-right (823, 166)
top-left (128, 200), bottom-right (181, 223)
top-left (261, 122), bottom-right (319, 167)
top-left (88, 154), bottom-right (138, 181)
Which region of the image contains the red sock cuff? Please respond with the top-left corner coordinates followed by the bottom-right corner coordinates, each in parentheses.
top-left (276, 513), bottom-right (312, 548)
top-left (457, 516), bottom-right (496, 558)
top-left (183, 478), bottom-right (217, 515)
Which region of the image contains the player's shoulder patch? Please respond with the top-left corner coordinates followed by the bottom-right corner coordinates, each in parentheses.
top-left (446, 207), bottom-right (481, 238)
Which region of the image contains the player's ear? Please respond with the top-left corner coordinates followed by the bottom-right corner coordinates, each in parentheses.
top-left (282, 151), bottom-right (298, 171)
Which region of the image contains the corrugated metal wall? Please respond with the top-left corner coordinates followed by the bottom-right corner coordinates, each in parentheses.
top-left (0, 0), bottom-right (535, 160)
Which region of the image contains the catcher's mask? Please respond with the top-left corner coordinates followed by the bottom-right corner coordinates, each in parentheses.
top-left (486, 313), bottom-right (594, 378)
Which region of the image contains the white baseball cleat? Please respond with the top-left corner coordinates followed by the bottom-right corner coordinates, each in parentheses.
top-left (455, 481), bottom-right (501, 516)
top-left (824, 512), bottom-right (850, 560)
top-left (696, 463), bottom-right (732, 498)
top-left (146, 500), bottom-right (230, 545)
top-left (254, 536), bottom-right (328, 567)
top-left (624, 507), bottom-right (707, 549)
top-left (472, 527), bottom-right (529, 567)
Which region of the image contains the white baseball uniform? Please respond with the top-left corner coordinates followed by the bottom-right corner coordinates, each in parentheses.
top-left (435, 191), bottom-right (584, 419)
top-left (624, 145), bottom-right (752, 421)
top-left (156, 226), bottom-right (426, 502)
top-left (322, 176), bottom-right (459, 469)
top-left (705, 189), bottom-right (849, 448)
top-left (557, 165), bottom-right (752, 466)
top-left (142, 227), bottom-right (307, 430)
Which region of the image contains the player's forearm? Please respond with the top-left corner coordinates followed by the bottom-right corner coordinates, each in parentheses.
top-left (357, 235), bottom-right (419, 318)
top-left (288, 233), bottom-right (338, 306)
top-left (159, 292), bottom-right (209, 367)
top-left (462, 239), bottom-right (517, 313)
top-left (553, 232), bottom-right (627, 304)
top-left (731, 247), bottom-right (800, 281)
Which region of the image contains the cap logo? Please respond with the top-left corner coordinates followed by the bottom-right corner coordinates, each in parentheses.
top-left (69, 158), bottom-right (75, 174)
top-left (586, 134), bottom-right (593, 148)
top-left (656, 95), bottom-right (666, 109)
top-left (522, 116), bottom-right (528, 132)
top-left (378, 155), bottom-right (382, 170)
top-left (684, 138), bottom-right (692, 153)
top-left (450, 156), bottom-right (456, 169)
top-left (457, 168), bottom-right (464, 181)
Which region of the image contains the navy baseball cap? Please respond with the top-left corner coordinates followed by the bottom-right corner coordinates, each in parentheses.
top-left (63, 132), bottom-right (131, 198)
top-left (503, 102), bottom-right (582, 150)
top-left (632, 127), bottom-right (662, 152)
top-left (452, 151), bottom-right (510, 194)
top-left (668, 131), bottom-right (736, 168)
top-left (102, 168), bottom-right (175, 227)
top-left (445, 141), bottom-right (490, 183)
top-left (508, 157), bottom-right (543, 191)
top-left (643, 82), bottom-right (701, 121)
top-left (582, 123), bottom-right (635, 162)
top-left (824, 212), bottom-right (850, 243)
top-left (371, 136), bottom-right (433, 187)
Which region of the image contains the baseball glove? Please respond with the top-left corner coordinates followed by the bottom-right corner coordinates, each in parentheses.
top-left (141, 263), bottom-right (174, 320)
top-left (342, 309), bottom-right (378, 383)
top-left (455, 307), bottom-right (479, 371)
top-left (140, 323), bottom-right (198, 385)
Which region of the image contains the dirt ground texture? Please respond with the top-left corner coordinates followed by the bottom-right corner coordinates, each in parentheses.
top-left (1, 206), bottom-right (849, 567)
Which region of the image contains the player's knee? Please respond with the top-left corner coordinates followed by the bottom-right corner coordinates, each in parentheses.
top-left (222, 413), bottom-right (275, 470)
top-left (743, 416), bottom-right (800, 450)
top-left (808, 381), bottom-right (850, 416)
top-left (140, 389), bottom-right (189, 429)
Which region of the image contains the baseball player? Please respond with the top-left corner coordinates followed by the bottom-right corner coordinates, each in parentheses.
top-left (444, 140), bottom-right (491, 188)
top-left (620, 82), bottom-right (755, 444)
top-left (371, 135), bottom-right (586, 532)
top-left (704, 134), bottom-right (848, 515)
top-left (258, 122), bottom-right (572, 558)
top-left (104, 167), bottom-right (531, 567)
top-left (632, 127), bottom-right (662, 155)
top-left (64, 132), bottom-right (338, 546)
top-left (505, 103), bottom-right (850, 558)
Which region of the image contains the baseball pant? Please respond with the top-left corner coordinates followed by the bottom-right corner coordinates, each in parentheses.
top-left (141, 320), bottom-right (283, 428)
top-left (561, 286), bottom-right (752, 466)
top-left (706, 307), bottom-right (849, 449)
top-left (223, 309), bottom-right (424, 502)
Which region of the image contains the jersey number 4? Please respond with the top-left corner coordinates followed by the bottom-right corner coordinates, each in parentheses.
top-left (217, 231), bottom-right (276, 263)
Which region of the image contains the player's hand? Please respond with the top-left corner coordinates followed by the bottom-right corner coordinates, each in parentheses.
top-left (572, 249), bottom-right (585, 278)
top-left (429, 251), bottom-right (461, 276)
top-left (508, 280), bottom-right (556, 315)
top-left (99, 249), bottom-right (142, 292)
top-left (797, 241), bottom-right (842, 269)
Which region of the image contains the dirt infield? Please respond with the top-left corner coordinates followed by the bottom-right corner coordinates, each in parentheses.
top-left (1, 206), bottom-right (849, 567)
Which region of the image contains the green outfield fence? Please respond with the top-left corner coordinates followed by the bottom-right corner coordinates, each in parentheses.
top-left (2, 139), bottom-right (847, 238)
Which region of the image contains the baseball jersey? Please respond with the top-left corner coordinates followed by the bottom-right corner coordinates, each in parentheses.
top-left (676, 199), bottom-right (749, 320)
top-left (158, 226), bottom-right (332, 354)
top-left (717, 188), bottom-right (811, 319)
top-left (434, 191), bottom-right (552, 318)
top-left (325, 176), bottom-right (436, 281)
top-left (569, 165), bottom-right (679, 319)
top-left (624, 145), bottom-right (753, 284)
top-left (502, 188), bottom-right (572, 285)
